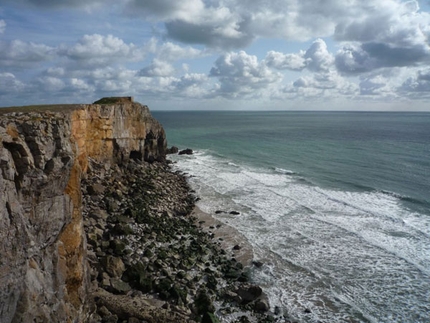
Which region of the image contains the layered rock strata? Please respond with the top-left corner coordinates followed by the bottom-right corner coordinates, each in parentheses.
top-left (0, 99), bottom-right (165, 323)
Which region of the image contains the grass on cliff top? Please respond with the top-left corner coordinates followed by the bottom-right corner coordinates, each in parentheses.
top-left (0, 104), bottom-right (84, 115)
top-left (0, 97), bottom-right (136, 115)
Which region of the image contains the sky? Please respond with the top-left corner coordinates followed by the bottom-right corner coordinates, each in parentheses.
top-left (1, 0), bottom-right (430, 111)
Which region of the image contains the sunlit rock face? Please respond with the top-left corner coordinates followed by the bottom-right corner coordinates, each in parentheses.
top-left (0, 99), bottom-right (166, 323)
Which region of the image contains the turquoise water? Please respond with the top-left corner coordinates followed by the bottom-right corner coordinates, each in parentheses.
top-left (153, 111), bottom-right (430, 323)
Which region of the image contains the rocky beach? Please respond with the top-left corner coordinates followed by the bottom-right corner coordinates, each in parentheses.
top-left (82, 153), bottom-right (277, 323)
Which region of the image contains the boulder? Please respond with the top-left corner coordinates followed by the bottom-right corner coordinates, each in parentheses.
top-left (166, 146), bottom-right (179, 154)
top-left (235, 284), bottom-right (263, 304)
top-left (178, 148), bottom-right (193, 155)
top-left (254, 298), bottom-right (270, 312)
top-left (103, 256), bottom-right (126, 278)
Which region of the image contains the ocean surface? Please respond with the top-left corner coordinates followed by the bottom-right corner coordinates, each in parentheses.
top-left (152, 111), bottom-right (430, 323)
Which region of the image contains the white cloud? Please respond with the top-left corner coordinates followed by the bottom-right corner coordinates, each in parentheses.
top-left (265, 39), bottom-right (334, 72)
top-left (0, 40), bottom-right (55, 67)
top-left (139, 59), bottom-right (175, 77)
top-left (265, 51), bottom-right (307, 71)
top-left (290, 70), bottom-right (358, 95)
top-left (151, 40), bottom-right (206, 61)
top-left (400, 68), bottom-right (430, 94)
top-left (69, 78), bottom-right (94, 92)
top-left (335, 0), bottom-right (430, 73)
top-left (0, 73), bottom-right (25, 94)
top-left (210, 51), bottom-right (282, 98)
top-left (59, 34), bottom-right (144, 66)
top-left (37, 76), bottom-right (65, 92)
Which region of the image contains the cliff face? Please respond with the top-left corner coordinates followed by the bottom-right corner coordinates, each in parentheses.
top-left (0, 100), bottom-right (166, 323)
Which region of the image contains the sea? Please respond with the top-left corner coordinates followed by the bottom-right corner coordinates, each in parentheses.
top-left (152, 111), bottom-right (430, 323)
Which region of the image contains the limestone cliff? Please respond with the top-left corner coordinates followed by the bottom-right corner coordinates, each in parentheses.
top-left (0, 99), bottom-right (166, 323)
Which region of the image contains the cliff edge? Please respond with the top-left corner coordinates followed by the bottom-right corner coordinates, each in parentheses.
top-left (0, 98), bottom-right (166, 323)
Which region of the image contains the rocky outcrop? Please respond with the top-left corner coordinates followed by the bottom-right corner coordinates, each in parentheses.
top-left (0, 99), bottom-right (166, 323)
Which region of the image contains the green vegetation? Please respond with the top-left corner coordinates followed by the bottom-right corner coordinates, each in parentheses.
top-left (93, 97), bottom-right (133, 104)
top-left (0, 104), bottom-right (82, 115)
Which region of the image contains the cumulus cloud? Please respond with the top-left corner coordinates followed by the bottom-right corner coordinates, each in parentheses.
top-left (171, 73), bottom-right (211, 98)
top-left (69, 78), bottom-right (94, 92)
top-left (265, 51), bottom-right (307, 71)
top-left (139, 59), bottom-right (175, 77)
top-left (335, 0), bottom-right (430, 74)
top-left (290, 70), bottom-right (358, 95)
top-left (0, 40), bottom-right (55, 67)
top-left (0, 73), bottom-right (25, 94)
top-left (148, 39), bottom-right (206, 61)
top-left (58, 34), bottom-right (144, 66)
top-left (400, 69), bottom-right (430, 94)
top-left (210, 51), bottom-right (282, 97)
top-left (37, 76), bottom-right (65, 92)
top-left (265, 39), bottom-right (334, 72)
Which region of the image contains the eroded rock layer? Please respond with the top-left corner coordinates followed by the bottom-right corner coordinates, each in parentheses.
top-left (0, 100), bottom-right (166, 323)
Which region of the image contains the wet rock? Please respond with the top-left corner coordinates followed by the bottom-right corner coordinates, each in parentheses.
top-left (166, 146), bottom-right (179, 154)
top-left (236, 284), bottom-right (263, 304)
top-left (254, 298), bottom-right (270, 312)
top-left (252, 260), bottom-right (264, 268)
top-left (178, 148), bottom-right (193, 155)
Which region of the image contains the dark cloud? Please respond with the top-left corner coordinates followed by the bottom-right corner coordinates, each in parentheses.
top-left (336, 42), bottom-right (430, 75)
top-left (400, 69), bottom-right (430, 93)
top-left (165, 19), bottom-right (254, 50)
top-left (2, 0), bottom-right (110, 9)
top-left (362, 42), bottom-right (428, 66)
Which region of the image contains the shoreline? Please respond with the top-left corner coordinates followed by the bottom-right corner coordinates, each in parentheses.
top-left (192, 206), bottom-right (254, 267)
top-left (83, 159), bottom-right (277, 323)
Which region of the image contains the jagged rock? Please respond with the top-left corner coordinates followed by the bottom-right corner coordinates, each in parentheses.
top-left (103, 256), bottom-right (126, 278)
top-left (109, 278), bottom-right (132, 294)
top-left (178, 148), bottom-right (193, 155)
top-left (166, 146), bottom-right (179, 154)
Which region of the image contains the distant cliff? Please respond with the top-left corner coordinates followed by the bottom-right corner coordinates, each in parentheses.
top-left (0, 98), bottom-right (166, 323)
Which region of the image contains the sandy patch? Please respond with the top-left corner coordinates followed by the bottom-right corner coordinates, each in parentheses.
top-left (191, 206), bottom-right (253, 267)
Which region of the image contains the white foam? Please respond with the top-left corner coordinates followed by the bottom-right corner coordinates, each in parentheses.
top-left (172, 151), bottom-right (430, 323)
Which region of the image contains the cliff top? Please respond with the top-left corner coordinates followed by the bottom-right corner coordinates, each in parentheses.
top-left (0, 97), bottom-right (136, 115)
top-left (0, 104), bottom-right (83, 115)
